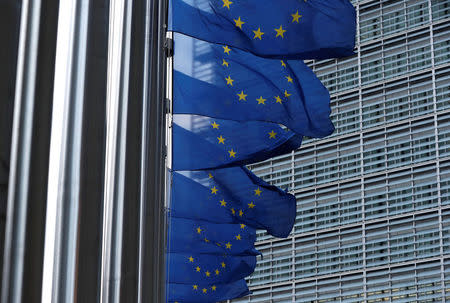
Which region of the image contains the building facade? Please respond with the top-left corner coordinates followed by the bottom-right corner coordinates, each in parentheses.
top-left (230, 0), bottom-right (450, 302)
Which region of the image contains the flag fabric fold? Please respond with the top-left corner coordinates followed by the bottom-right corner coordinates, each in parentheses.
top-left (173, 33), bottom-right (335, 138)
top-left (169, 0), bottom-right (356, 59)
top-left (166, 213), bottom-right (258, 302)
top-left (167, 253), bottom-right (257, 284)
top-left (172, 114), bottom-right (302, 170)
top-left (166, 279), bottom-right (250, 303)
top-left (171, 167), bottom-right (296, 238)
top-left (168, 217), bottom-right (259, 256)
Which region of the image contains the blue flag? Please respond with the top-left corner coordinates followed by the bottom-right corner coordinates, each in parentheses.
top-left (167, 253), bottom-right (256, 284)
top-left (171, 167), bottom-right (296, 237)
top-left (172, 114), bottom-right (302, 170)
top-left (166, 279), bottom-right (250, 303)
top-left (168, 217), bottom-right (259, 256)
top-left (166, 217), bottom-right (258, 302)
top-left (173, 33), bottom-right (334, 138)
top-left (169, 0), bottom-right (356, 59)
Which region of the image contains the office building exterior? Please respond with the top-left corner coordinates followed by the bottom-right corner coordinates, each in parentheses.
top-left (230, 0), bottom-right (450, 302)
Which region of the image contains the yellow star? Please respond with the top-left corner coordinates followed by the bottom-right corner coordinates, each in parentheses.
top-left (225, 75), bottom-right (234, 86)
top-left (189, 256), bottom-right (194, 262)
top-left (222, 59), bottom-right (229, 67)
top-left (240, 224), bottom-right (246, 229)
top-left (286, 75), bottom-right (293, 83)
top-left (228, 149), bottom-right (236, 158)
top-left (292, 10), bottom-right (302, 23)
top-left (275, 95), bottom-right (283, 104)
top-left (268, 130), bottom-right (277, 139)
top-left (211, 186), bottom-right (218, 194)
top-left (222, 0), bottom-right (232, 9)
top-left (274, 25), bottom-right (286, 38)
top-left (208, 173), bottom-right (213, 178)
top-left (193, 285), bottom-right (198, 290)
top-left (248, 202), bottom-right (256, 208)
top-left (215, 269), bottom-right (220, 275)
top-left (239, 209), bottom-right (243, 217)
top-left (196, 227), bottom-right (202, 234)
top-left (202, 288), bottom-right (208, 294)
top-left (220, 199), bottom-right (227, 207)
top-left (217, 135), bottom-right (225, 144)
top-left (231, 208), bottom-right (236, 215)
top-left (223, 45), bottom-right (231, 54)
top-left (235, 234), bottom-right (242, 240)
top-left (281, 60), bottom-right (286, 68)
top-left (284, 90), bottom-right (292, 98)
top-left (254, 188), bottom-right (262, 196)
top-left (237, 91), bottom-right (247, 101)
top-left (225, 242), bottom-right (232, 249)
top-left (256, 96), bottom-right (266, 105)
top-left (221, 262), bottom-right (226, 268)
top-left (211, 285), bottom-right (217, 291)
top-left (216, 242), bottom-right (221, 247)
top-left (253, 27), bottom-right (264, 40)
top-left (196, 266), bottom-right (201, 272)
top-left (205, 271), bottom-right (211, 277)
top-left (234, 16), bottom-right (245, 29)
top-left (211, 121), bottom-right (219, 129)
top-left (204, 237), bottom-right (210, 243)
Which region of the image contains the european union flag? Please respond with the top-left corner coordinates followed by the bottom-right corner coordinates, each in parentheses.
top-left (166, 164), bottom-right (297, 302)
top-left (172, 114), bottom-right (302, 170)
top-left (173, 33), bottom-right (334, 138)
top-left (166, 279), bottom-right (250, 303)
top-left (168, 217), bottom-right (259, 256)
top-left (167, 253), bottom-right (256, 284)
top-left (166, 217), bottom-right (258, 302)
top-left (171, 167), bottom-right (296, 238)
top-left (169, 0), bottom-right (356, 59)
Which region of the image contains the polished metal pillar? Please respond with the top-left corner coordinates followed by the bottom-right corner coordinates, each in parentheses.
top-left (41, 0), bottom-right (109, 302)
top-left (1, 0), bottom-right (59, 302)
top-left (101, 0), bottom-right (136, 301)
top-left (42, 0), bottom-right (90, 301)
top-left (138, 0), bottom-right (169, 301)
top-left (101, 0), bottom-right (168, 301)
top-left (3, 0), bottom-right (168, 301)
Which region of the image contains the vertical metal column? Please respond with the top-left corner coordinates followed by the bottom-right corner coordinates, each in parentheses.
top-left (101, 0), bottom-right (136, 301)
top-left (41, 0), bottom-right (95, 301)
top-left (2, 0), bottom-right (43, 301)
top-left (0, 0), bottom-right (21, 294)
top-left (138, 0), bottom-right (168, 301)
top-left (101, 0), bottom-right (168, 301)
top-left (1, 0), bottom-right (59, 301)
top-left (73, 1), bottom-right (110, 301)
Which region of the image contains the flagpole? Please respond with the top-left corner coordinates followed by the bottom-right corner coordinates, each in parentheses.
top-left (101, 0), bottom-right (168, 301)
top-left (137, 0), bottom-right (169, 300)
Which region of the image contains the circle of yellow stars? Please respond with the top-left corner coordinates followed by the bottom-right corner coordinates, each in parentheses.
top-left (217, 54), bottom-right (288, 145)
top-left (221, 0), bottom-right (305, 39)
top-left (219, 2), bottom-right (303, 107)
top-left (177, 2), bottom-right (307, 300)
top-left (183, 173), bottom-right (266, 298)
top-left (221, 46), bottom-right (294, 107)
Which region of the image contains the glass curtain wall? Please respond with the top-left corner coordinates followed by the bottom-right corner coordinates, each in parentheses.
top-left (230, 0), bottom-right (450, 302)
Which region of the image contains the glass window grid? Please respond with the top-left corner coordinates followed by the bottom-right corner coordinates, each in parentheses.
top-left (237, 260), bottom-right (446, 303)
top-left (435, 66), bottom-right (450, 111)
top-left (304, 70), bottom-right (448, 145)
top-left (230, 2), bottom-right (450, 302)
